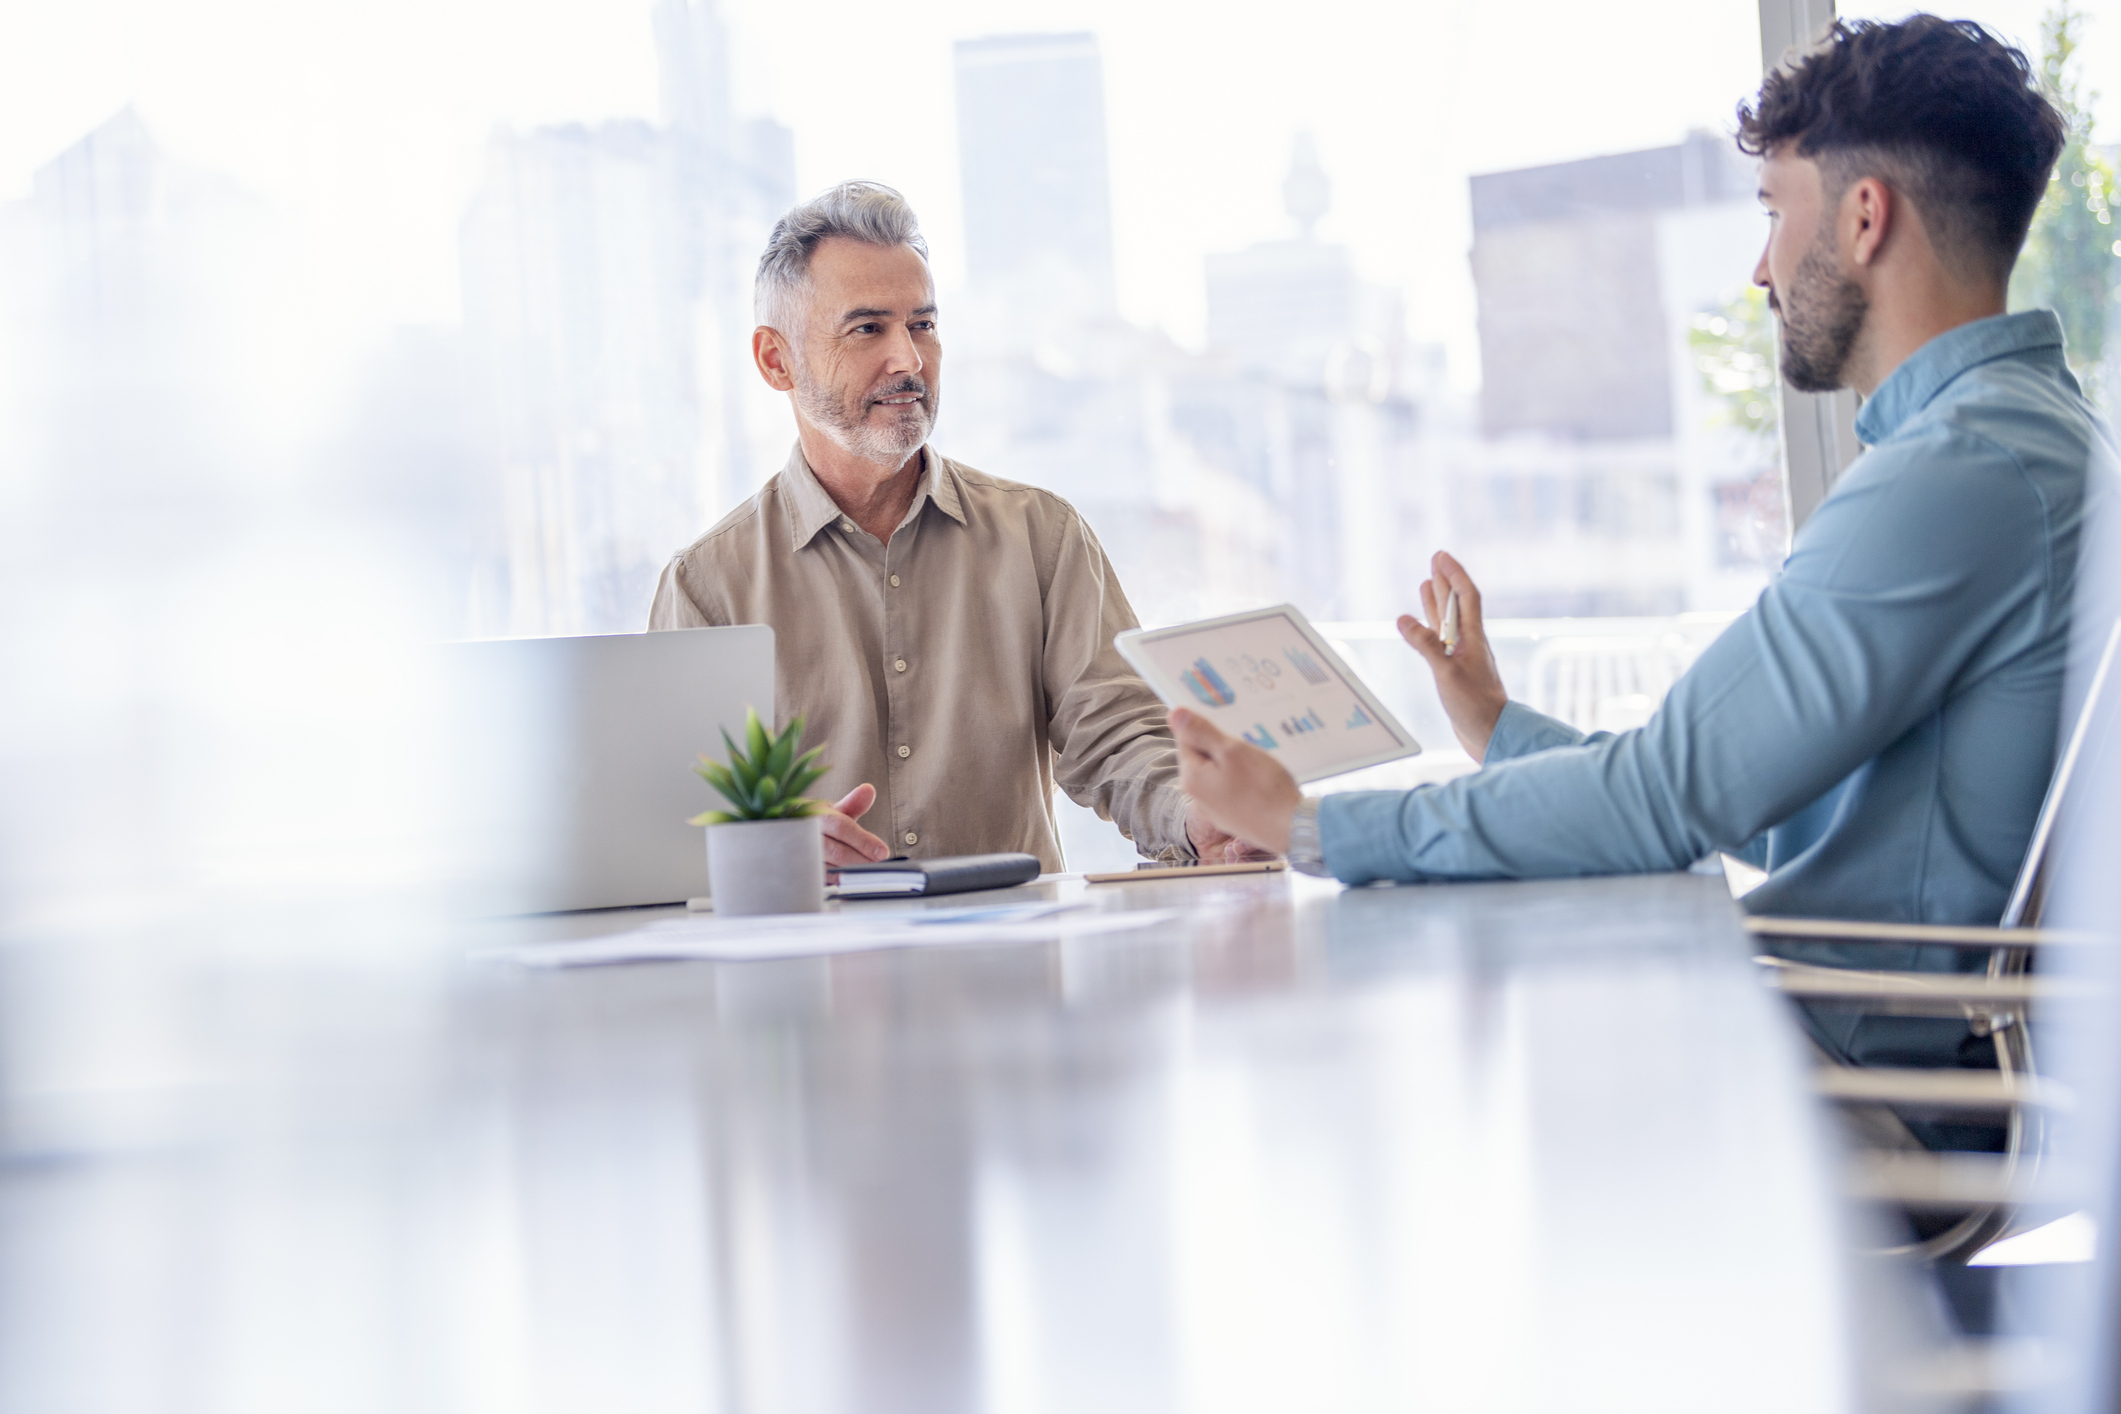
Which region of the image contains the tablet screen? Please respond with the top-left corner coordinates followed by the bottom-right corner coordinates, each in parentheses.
top-left (1128, 609), bottom-right (1413, 781)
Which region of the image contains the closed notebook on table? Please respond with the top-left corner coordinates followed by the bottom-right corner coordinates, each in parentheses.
top-left (835, 853), bottom-right (1041, 899)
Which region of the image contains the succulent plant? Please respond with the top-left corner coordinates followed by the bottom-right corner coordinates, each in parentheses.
top-left (689, 708), bottom-right (829, 826)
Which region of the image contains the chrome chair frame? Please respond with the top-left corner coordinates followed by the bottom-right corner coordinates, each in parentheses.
top-left (1748, 619), bottom-right (2120, 1263)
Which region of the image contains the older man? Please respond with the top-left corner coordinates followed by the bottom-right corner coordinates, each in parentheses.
top-left (650, 182), bottom-right (1243, 870)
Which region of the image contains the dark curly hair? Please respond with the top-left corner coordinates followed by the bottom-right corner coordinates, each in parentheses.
top-left (1737, 15), bottom-right (2066, 285)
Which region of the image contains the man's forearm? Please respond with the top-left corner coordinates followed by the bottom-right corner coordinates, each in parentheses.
top-left (1483, 700), bottom-right (1594, 762)
top-left (1061, 740), bottom-right (1193, 857)
top-left (1314, 730), bottom-right (1708, 886)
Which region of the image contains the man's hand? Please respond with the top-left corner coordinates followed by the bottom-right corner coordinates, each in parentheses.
top-left (1398, 550), bottom-right (1509, 760)
top-left (1169, 707), bottom-right (1303, 854)
top-left (1185, 802), bottom-right (1279, 864)
top-left (819, 783), bottom-right (891, 868)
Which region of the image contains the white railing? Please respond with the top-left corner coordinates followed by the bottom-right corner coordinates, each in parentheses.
top-left (1319, 610), bottom-right (1743, 744)
top-left (1056, 611), bottom-right (1746, 866)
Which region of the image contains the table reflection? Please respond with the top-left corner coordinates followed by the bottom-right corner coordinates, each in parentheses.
top-left (2, 872), bottom-right (1849, 1412)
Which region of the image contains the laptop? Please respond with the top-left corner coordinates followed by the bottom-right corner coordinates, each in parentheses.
top-left (436, 626), bottom-right (775, 914)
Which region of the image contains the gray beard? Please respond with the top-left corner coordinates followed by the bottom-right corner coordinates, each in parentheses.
top-left (1775, 230), bottom-right (1869, 394)
top-left (795, 371), bottom-right (936, 465)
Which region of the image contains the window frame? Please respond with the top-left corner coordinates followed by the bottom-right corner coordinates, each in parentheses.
top-left (1756, 0), bottom-right (1865, 532)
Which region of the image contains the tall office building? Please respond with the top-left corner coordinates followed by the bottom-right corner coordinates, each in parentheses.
top-left (459, 122), bottom-right (705, 637)
top-left (953, 33), bottom-right (1118, 317)
top-left (1204, 135), bottom-right (1365, 380)
top-left (0, 109), bottom-right (295, 518)
top-left (654, 0), bottom-right (799, 272)
top-left (1457, 131), bottom-right (1770, 616)
top-left (1192, 137), bottom-right (1425, 620)
top-left (458, 0), bottom-right (794, 636)
top-left (1468, 130), bottom-right (1756, 441)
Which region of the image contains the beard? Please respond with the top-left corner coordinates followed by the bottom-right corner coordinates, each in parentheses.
top-left (793, 363), bottom-right (937, 465)
top-left (1772, 228), bottom-right (1869, 394)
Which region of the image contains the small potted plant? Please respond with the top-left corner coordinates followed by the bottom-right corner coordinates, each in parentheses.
top-left (689, 709), bottom-right (830, 916)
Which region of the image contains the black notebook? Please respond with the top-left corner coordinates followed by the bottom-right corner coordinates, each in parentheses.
top-left (835, 853), bottom-right (1042, 899)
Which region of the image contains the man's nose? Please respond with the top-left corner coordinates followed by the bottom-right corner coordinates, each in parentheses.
top-left (1752, 241), bottom-right (1772, 290)
top-left (883, 324), bottom-right (923, 375)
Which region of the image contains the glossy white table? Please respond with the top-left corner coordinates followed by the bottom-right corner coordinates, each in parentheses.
top-left (1, 870), bottom-right (1855, 1412)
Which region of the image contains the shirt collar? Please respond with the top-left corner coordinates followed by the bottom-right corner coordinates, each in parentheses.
top-left (1854, 310), bottom-right (2066, 446)
top-left (780, 444), bottom-right (848, 549)
top-left (784, 444), bottom-right (964, 550)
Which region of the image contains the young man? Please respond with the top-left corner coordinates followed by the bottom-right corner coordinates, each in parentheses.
top-left (1173, 17), bottom-right (2107, 1067)
top-left (650, 182), bottom-right (1253, 871)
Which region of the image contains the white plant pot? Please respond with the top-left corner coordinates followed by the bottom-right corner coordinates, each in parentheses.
top-left (705, 815), bottom-right (825, 916)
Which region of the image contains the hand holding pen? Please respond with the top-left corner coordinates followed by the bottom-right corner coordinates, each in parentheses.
top-left (1396, 550), bottom-right (1509, 761)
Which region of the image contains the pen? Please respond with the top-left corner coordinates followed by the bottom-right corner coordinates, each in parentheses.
top-left (1440, 587), bottom-right (1459, 657)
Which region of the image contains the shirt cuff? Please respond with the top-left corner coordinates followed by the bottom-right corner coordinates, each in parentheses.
top-left (1484, 700), bottom-right (1587, 762)
top-left (1316, 790), bottom-right (1418, 884)
top-left (1286, 797), bottom-right (1331, 876)
top-left (1149, 783), bottom-right (1196, 861)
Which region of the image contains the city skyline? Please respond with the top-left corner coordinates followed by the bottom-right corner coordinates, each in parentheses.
top-left (24, 3), bottom-right (2106, 648)
top-left (0, 0), bottom-right (1807, 375)
top-left (955, 32), bottom-right (1119, 315)
top-left (6, 0), bottom-right (2110, 374)
top-left (2, 28), bottom-right (1782, 638)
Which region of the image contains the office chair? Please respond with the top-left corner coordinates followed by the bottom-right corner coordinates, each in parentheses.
top-left (1747, 617), bottom-right (2121, 1264)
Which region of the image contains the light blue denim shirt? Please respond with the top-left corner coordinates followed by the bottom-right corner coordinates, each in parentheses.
top-left (1322, 313), bottom-right (2107, 963)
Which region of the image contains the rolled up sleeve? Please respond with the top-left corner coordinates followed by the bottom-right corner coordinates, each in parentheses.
top-left (1484, 700), bottom-right (1591, 761)
top-left (1318, 437), bottom-right (2048, 887)
top-left (1040, 509), bottom-right (1193, 858)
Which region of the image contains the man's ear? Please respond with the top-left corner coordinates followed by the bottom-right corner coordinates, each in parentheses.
top-left (753, 326), bottom-right (796, 392)
top-left (1845, 176), bottom-right (1894, 269)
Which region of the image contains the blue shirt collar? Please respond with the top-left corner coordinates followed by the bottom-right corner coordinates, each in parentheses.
top-left (1854, 310), bottom-right (2066, 446)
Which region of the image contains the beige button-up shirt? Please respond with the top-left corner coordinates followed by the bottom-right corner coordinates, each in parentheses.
top-left (648, 445), bottom-right (1191, 870)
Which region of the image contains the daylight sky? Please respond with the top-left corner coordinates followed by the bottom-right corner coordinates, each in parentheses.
top-left (1, 0), bottom-right (2111, 374)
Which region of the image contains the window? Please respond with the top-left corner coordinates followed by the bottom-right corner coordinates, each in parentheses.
top-left (7, 1), bottom-right (2102, 871)
top-left (0, 0), bottom-right (1780, 638)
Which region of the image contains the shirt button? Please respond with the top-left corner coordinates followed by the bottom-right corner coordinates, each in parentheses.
top-left (894, 658), bottom-right (907, 672)
top-left (840, 519), bottom-right (854, 532)
top-left (904, 831), bottom-right (919, 846)
top-left (897, 744), bottom-right (911, 758)
top-left (889, 574), bottom-right (901, 588)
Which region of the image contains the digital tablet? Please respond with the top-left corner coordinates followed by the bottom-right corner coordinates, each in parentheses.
top-left (1116, 605), bottom-right (1421, 783)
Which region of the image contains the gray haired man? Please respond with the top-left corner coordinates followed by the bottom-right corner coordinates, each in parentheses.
top-left (649, 182), bottom-right (1250, 870)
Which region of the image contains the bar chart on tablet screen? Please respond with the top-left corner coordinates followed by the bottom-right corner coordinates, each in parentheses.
top-left (1142, 612), bottom-right (1403, 777)
top-left (1285, 647), bottom-right (1331, 685)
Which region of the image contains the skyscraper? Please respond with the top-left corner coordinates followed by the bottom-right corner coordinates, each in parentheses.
top-left (1195, 137), bottom-right (1421, 619)
top-left (1468, 130), bottom-right (1756, 441)
top-left (1, 108), bottom-right (292, 514)
top-left (459, 121), bottom-right (705, 636)
top-left (457, 0), bottom-right (795, 636)
top-left (1204, 134), bottom-right (1368, 381)
top-left (953, 33), bottom-right (1117, 316)
top-left (1457, 131), bottom-right (1771, 616)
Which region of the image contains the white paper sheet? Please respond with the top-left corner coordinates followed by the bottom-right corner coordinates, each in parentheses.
top-left (480, 902), bottom-right (1184, 967)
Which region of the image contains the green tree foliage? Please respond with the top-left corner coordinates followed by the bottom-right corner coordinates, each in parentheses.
top-left (1690, 285), bottom-right (1791, 568)
top-left (2010, 2), bottom-right (2117, 402)
top-left (1689, 284), bottom-right (1780, 446)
